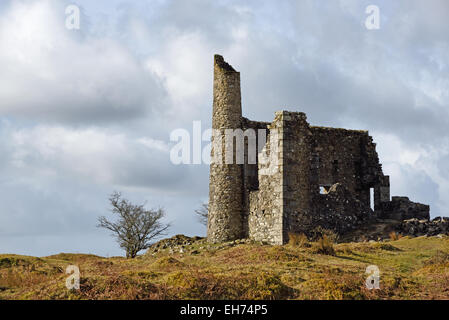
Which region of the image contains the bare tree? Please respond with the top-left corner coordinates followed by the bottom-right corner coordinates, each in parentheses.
top-left (98, 192), bottom-right (171, 258)
top-left (195, 202), bottom-right (209, 226)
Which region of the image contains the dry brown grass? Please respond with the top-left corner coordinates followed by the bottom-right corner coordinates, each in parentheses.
top-left (288, 233), bottom-right (310, 247)
top-left (0, 269), bottom-right (50, 289)
top-left (2, 236), bottom-right (449, 300)
top-left (389, 231), bottom-right (402, 241)
top-left (314, 235), bottom-right (336, 256)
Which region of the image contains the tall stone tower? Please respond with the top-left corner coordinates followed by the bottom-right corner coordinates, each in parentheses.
top-left (207, 55), bottom-right (244, 243)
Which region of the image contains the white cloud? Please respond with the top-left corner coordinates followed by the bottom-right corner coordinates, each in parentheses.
top-left (145, 31), bottom-right (213, 119)
top-left (3, 125), bottom-right (188, 190)
top-left (0, 0), bottom-right (167, 124)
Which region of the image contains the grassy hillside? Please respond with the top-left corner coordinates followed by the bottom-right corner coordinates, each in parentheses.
top-left (1, 235), bottom-right (449, 300)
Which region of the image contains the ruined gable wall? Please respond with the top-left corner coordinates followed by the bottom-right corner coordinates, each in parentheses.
top-left (309, 127), bottom-right (382, 207)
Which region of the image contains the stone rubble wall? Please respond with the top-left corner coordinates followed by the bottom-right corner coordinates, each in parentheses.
top-left (398, 217), bottom-right (449, 237)
top-left (380, 196), bottom-right (430, 221)
top-left (313, 183), bottom-right (374, 236)
top-left (309, 126), bottom-right (386, 208)
top-left (247, 114), bottom-right (284, 244)
top-left (281, 112), bottom-right (316, 240)
top-left (241, 117), bottom-right (270, 238)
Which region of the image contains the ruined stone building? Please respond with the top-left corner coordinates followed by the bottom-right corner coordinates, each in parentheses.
top-left (207, 55), bottom-right (429, 245)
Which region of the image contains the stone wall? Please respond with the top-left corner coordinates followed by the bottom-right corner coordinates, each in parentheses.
top-left (399, 217), bottom-right (448, 237)
top-left (313, 183), bottom-right (373, 235)
top-left (281, 112), bottom-right (316, 240)
top-left (309, 126), bottom-right (385, 208)
top-left (247, 111), bottom-right (317, 244)
top-left (241, 117), bottom-right (269, 238)
top-left (247, 114), bottom-right (284, 244)
top-left (380, 197), bottom-right (430, 221)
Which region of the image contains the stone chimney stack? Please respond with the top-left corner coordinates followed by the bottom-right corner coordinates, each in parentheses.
top-left (207, 55), bottom-right (244, 243)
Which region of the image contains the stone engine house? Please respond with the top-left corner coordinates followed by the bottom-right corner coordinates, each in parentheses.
top-left (207, 55), bottom-right (429, 245)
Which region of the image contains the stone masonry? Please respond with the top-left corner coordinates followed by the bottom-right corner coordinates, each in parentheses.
top-left (207, 55), bottom-right (430, 245)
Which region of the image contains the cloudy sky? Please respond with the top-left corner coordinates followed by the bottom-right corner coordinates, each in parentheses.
top-left (0, 0), bottom-right (447, 257)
